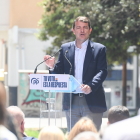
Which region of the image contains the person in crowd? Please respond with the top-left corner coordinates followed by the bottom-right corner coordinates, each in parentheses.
top-left (107, 105), bottom-right (129, 125)
top-left (7, 106), bottom-right (37, 140)
top-left (0, 82), bottom-right (18, 140)
top-left (98, 105), bottom-right (129, 139)
top-left (4, 111), bottom-right (22, 140)
top-left (102, 112), bottom-right (140, 140)
top-left (44, 16), bottom-right (108, 132)
top-left (38, 126), bottom-right (65, 140)
top-left (73, 131), bottom-right (100, 140)
top-left (68, 117), bottom-right (97, 140)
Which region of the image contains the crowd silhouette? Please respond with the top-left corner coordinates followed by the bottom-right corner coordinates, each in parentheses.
top-left (0, 82), bottom-right (140, 140)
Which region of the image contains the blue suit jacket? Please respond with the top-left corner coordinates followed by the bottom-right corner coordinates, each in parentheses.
top-left (50, 40), bottom-right (108, 113)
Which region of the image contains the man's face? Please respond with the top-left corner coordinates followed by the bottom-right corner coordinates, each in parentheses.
top-left (72, 21), bottom-right (92, 43)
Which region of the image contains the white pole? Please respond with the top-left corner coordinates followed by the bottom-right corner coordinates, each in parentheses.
top-left (21, 45), bottom-right (25, 69)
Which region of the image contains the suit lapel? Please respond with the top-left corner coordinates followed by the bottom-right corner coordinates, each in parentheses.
top-left (83, 41), bottom-right (94, 77)
top-left (67, 42), bottom-right (75, 75)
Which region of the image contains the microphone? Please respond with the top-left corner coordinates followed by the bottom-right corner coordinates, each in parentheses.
top-left (34, 48), bottom-right (62, 74)
top-left (64, 50), bottom-right (72, 75)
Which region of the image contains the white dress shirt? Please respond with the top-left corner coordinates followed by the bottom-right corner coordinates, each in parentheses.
top-left (74, 39), bottom-right (89, 92)
top-left (50, 39), bottom-right (89, 93)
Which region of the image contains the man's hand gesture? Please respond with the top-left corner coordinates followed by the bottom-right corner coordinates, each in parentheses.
top-left (44, 55), bottom-right (55, 69)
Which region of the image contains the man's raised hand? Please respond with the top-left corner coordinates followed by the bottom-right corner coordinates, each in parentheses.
top-left (44, 55), bottom-right (55, 69)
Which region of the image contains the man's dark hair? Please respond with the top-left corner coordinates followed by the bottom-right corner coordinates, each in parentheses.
top-left (72, 16), bottom-right (91, 29)
top-left (108, 105), bottom-right (129, 124)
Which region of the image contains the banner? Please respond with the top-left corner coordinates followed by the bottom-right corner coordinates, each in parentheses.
top-left (30, 74), bottom-right (69, 90)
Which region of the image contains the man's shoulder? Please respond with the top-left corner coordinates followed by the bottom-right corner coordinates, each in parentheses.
top-left (90, 40), bottom-right (106, 49)
top-left (61, 41), bottom-right (74, 48)
top-left (60, 40), bottom-right (106, 49)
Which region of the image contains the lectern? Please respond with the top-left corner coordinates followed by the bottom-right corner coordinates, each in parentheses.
top-left (29, 74), bottom-right (82, 130)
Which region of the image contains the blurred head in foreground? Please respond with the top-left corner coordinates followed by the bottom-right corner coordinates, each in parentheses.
top-left (38, 126), bottom-right (65, 140)
top-left (68, 117), bottom-right (97, 140)
top-left (73, 131), bottom-right (100, 140)
top-left (7, 106), bottom-right (25, 134)
top-left (108, 105), bottom-right (129, 124)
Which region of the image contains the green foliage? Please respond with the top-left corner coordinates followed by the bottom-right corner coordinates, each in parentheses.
top-left (38, 0), bottom-right (140, 64)
top-left (25, 129), bottom-right (40, 138)
top-left (38, 0), bottom-right (78, 47)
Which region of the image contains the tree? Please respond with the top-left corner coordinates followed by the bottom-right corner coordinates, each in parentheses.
top-left (37, 0), bottom-right (81, 54)
top-left (99, 0), bottom-right (140, 106)
top-left (38, 0), bottom-right (140, 106)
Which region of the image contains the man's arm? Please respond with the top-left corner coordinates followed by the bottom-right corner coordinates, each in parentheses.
top-left (46, 48), bottom-right (64, 74)
top-left (87, 45), bottom-right (107, 93)
top-left (81, 84), bottom-right (92, 94)
top-left (44, 47), bottom-right (64, 74)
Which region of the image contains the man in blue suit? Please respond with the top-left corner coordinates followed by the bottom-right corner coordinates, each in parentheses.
top-left (44, 16), bottom-right (107, 131)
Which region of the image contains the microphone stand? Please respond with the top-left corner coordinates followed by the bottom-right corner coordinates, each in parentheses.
top-left (34, 48), bottom-right (62, 74)
top-left (64, 50), bottom-right (72, 75)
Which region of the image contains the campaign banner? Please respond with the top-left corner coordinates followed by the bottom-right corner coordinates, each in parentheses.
top-left (30, 74), bottom-right (69, 90)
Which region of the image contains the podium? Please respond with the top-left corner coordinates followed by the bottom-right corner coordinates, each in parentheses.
top-left (29, 74), bottom-right (82, 130)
